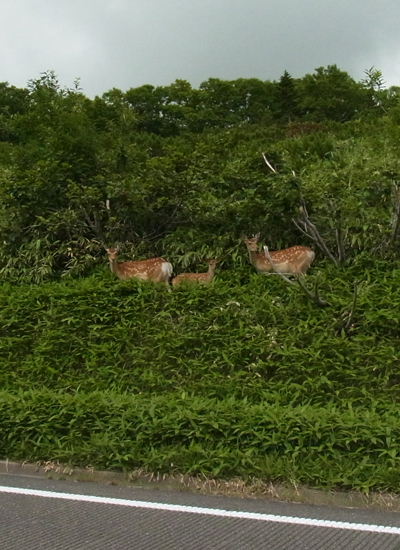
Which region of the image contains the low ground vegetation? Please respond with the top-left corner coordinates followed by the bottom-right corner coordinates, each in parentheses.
top-left (1, 260), bottom-right (400, 490)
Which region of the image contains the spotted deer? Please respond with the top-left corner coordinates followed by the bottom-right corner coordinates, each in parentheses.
top-left (172, 259), bottom-right (218, 287)
top-left (105, 246), bottom-right (173, 288)
top-left (244, 234), bottom-right (314, 276)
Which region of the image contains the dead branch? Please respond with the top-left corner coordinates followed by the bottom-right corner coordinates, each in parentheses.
top-left (292, 217), bottom-right (318, 241)
top-left (262, 153), bottom-right (277, 173)
top-left (263, 246), bottom-right (297, 286)
top-left (344, 282), bottom-right (359, 331)
top-left (328, 200), bottom-right (345, 264)
top-left (295, 204), bottom-right (339, 268)
top-left (335, 224), bottom-right (345, 264)
top-left (296, 273), bottom-right (330, 308)
top-left (81, 206), bottom-right (104, 241)
top-left (390, 182), bottom-right (400, 246)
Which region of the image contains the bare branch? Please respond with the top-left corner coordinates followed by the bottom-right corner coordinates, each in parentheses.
top-left (336, 224), bottom-right (345, 264)
top-left (390, 182), bottom-right (400, 246)
top-left (328, 200), bottom-right (345, 265)
top-left (296, 206), bottom-right (339, 267)
top-left (292, 218), bottom-right (319, 243)
top-left (296, 274), bottom-right (330, 308)
top-left (261, 153), bottom-right (277, 173)
top-left (344, 282), bottom-right (358, 331)
top-left (81, 206), bottom-right (104, 241)
top-left (264, 246), bottom-right (329, 307)
top-left (263, 246), bottom-right (297, 285)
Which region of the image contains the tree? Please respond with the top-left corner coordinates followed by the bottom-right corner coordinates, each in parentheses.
top-left (296, 65), bottom-right (368, 122)
top-left (361, 67), bottom-right (400, 114)
top-left (274, 71), bottom-right (300, 121)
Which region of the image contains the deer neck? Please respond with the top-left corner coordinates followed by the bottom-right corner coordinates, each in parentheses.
top-left (206, 265), bottom-right (215, 282)
top-left (109, 258), bottom-right (120, 277)
top-left (248, 249), bottom-right (262, 269)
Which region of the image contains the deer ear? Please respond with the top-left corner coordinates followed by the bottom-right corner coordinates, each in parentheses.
top-left (254, 233), bottom-right (260, 239)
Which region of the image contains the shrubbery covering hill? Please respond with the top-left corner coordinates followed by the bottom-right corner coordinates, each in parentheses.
top-left (1, 67), bottom-right (400, 490)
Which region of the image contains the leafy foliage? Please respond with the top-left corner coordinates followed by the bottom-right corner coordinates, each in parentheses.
top-left (3, 389), bottom-right (400, 489)
top-left (0, 262), bottom-right (400, 489)
top-left (0, 69), bottom-right (399, 279)
top-left (1, 66), bottom-right (400, 490)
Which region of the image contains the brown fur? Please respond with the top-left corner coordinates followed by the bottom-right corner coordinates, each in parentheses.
top-left (172, 259), bottom-right (218, 287)
top-left (106, 247), bottom-right (173, 286)
top-left (244, 235), bottom-right (314, 276)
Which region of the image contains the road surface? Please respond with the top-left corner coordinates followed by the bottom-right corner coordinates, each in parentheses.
top-left (1, 473), bottom-right (400, 549)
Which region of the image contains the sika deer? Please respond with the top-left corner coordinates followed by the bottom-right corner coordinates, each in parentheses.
top-left (105, 246), bottom-right (173, 288)
top-left (244, 234), bottom-right (314, 276)
top-left (172, 259), bottom-right (218, 287)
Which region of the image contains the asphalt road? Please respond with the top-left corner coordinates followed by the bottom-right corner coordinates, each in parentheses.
top-left (1, 473), bottom-right (400, 549)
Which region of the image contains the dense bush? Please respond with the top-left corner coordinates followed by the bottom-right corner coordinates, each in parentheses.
top-left (1, 260), bottom-right (400, 490)
top-left (2, 389), bottom-right (400, 490)
top-left (1, 263), bottom-right (399, 403)
top-left (0, 69), bottom-right (399, 280)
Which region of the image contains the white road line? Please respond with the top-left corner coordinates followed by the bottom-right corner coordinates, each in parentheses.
top-left (0, 485), bottom-right (399, 535)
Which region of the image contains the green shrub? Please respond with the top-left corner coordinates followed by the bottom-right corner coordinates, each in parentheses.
top-left (2, 389), bottom-right (400, 491)
top-left (1, 259), bottom-right (400, 490)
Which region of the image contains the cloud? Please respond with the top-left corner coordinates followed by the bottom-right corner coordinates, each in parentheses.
top-left (1, 0), bottom-right (399, 97)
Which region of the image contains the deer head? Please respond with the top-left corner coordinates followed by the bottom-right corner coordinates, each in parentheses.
top-left (243, 233), bottom-right (260, 252)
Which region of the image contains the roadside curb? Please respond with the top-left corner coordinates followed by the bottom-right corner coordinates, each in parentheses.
top-left (1, 459), bottom-right (400, 513)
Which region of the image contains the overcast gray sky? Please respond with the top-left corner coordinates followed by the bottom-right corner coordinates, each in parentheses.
top-left (1, 0), bottom-right (399, 97)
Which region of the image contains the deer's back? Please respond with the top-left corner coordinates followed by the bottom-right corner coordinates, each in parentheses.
top-left (254, 245), bottom-right (315, 274)
top-left (115, 257), bottom-right (172, 281)
top-left (172, 272), bottom-right (211, 286)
